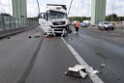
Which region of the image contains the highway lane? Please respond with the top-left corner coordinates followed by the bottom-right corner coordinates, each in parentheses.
top-left (0, 27), bottom-right (42, 83)
top-left (80, 27), bottom-right (124, 46)
top-left (25, 37), bottom-right (93, 83)
top-left (64, 27), bottom-right (124, 83)
top-left (0, 27), bottom-right (93, 83)
top-left (0, 26), bottom-right (124, 83)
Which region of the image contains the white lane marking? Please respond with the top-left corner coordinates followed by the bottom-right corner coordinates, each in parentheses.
top-left (61, 37), bottom-right (104, 83)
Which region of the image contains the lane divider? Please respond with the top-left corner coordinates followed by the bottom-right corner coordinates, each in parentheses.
top-left (61, 37), bottom-right (104, 83)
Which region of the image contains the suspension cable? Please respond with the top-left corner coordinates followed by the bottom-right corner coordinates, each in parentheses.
top-left (36, 0), bottom-right (40, 15)
top-left (68, 0), bottom-right (74, 15)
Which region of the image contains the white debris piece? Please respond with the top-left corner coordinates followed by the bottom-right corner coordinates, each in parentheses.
top-left (65, 64), bottom-right (88, 78)
top-left (68, 64), bottom-right (86, 72)
top-left (65, 65), bottom-right (100, 79)
top-left (34, 34), bottom-right (41, 38)
top-left (88, 67), bottom-right (100, 76)
top-left (100, 63), bottom-right (106, 68)
top-left (79, 70), bottom-right (87, 78)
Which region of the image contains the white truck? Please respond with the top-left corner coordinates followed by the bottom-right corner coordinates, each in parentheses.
top-left (39, 4), bottom-right (68, 36)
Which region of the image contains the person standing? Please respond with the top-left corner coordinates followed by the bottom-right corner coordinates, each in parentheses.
top-left (75, 21), bottom-right (80, 33)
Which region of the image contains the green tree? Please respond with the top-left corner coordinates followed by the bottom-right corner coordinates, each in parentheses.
top-left (69, 16), bottom-right (90, 22)
top-left (106, 13), bottom-right (118, 21)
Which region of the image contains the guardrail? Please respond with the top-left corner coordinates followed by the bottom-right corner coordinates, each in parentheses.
top-left (0, 15), bottom-right (39, 39)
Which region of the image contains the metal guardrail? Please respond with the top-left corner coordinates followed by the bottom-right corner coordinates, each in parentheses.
top-left (0, 15), bottom-right (39, 39)
top-left (0, 15), bottom-right (38, 31)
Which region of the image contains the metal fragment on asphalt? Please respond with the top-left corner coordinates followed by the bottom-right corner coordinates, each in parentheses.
top-left (29, 36), bottom-right (32, 38)
top-left (34, 34), bottom-right (41, 38)
top-left (6, 36), bottom-right (10, 39)
top-left (79, 70), bottom-right (87, 78)
top-left (88, 67), bottom-right (100, 76)
top-left (65, 64), bottom-right (101, 79)
top-left (100, 63), bottom-right (106, 68)
top-left (65, 64), bottom-right (88, 78)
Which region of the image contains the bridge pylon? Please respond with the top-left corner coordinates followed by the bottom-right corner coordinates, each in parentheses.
top-left (91, 0), bottom-right (106, 25)
top-left (12, 0), bottom-right (27, 18)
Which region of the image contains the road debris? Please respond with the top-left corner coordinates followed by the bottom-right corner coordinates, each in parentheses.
top-left (88, 67), bottom-right (100, 76)
top-left (43, 33), bottom-right (55, 38)
top-left (6, 36), bottom-right (10, 39)
top-left (65, 64), bottom-right (88, 78)
top-left (28, 36), bottom-right (32, 38)
top-left (34, 34), bottom-right (41, 38)
top-left (100, 63), bottom-right (106, 68)
top-left (69, 38), bottom-right (72, 40)
top-left (65, 64), bottom-right (100, 79)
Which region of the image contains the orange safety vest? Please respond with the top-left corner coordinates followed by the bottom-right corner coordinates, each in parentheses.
top-left (75, 22), bottom-right (79, 28)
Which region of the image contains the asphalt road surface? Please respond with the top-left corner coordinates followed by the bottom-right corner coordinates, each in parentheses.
top-left (0, 26), bottom-right (124, 83)
top-left (25, 37), bottom-right (93, 83)
top-left (64, 26), bottom-right (124, 83)
top-left (0, 28), bottom-right (42, 83)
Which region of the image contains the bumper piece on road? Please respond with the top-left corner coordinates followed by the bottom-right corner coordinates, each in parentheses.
top-left (65, 64), bottom-right (88, 79)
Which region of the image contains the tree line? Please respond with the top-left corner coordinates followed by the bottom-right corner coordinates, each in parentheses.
top-left (69, 14), bottom-right (124, 22)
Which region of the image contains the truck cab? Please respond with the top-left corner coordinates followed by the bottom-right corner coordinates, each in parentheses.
top-left (39, 4), bottom-right (68, 36)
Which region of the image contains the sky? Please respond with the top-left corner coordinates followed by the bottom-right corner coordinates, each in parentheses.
top-left (0, 0), bottom-right (124, 17)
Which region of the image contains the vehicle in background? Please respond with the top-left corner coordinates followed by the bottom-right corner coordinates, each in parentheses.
top-left (39, 4), bottom-right (68, 36)
top-left (83, 20), bottom-right (90, 25)
top-left (80, 22), bottom-right (88, 27)
top-left (98, 21), bottom-right (115, 30)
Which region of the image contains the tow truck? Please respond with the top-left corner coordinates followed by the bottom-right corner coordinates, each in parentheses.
top-left (39, 4), bottom-right (68, 36)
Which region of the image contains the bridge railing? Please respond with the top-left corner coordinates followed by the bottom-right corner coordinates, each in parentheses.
top-left (0, 15), bottom-right (38, 31)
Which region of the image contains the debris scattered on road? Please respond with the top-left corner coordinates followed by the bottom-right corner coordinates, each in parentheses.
top-left (79, 70), bottom-right (88, 78)
top-left (88, 67), bottom-right (100, 76)
top-left (69, 38), bottom-right (72, 40)
top-left (6, 36), bottom-right (10, 39)
top-left (100, 63), bottom-right (106, 68)
top-left (34, 34), bottom-right (41, 38)
top-left (43, 33), bottom-right (55, 38)
top-left (29, 36), bottom-right (32, 38)
top-left (65, 64), bottom-right (100, 78)
top-left (65, 64), bottom-right (88, 78)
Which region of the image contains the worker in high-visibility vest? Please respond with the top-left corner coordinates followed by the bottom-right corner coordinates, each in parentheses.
top-left (75, 21), bottom-right (80, 33)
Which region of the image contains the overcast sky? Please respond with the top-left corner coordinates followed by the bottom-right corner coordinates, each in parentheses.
top-left (0, 0), bottom-right (124, 17)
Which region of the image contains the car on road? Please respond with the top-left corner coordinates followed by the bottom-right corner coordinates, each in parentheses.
top-left (80, 22), bottom-right (88, 27)
top-left (98, 21), bottom-right (115, 30)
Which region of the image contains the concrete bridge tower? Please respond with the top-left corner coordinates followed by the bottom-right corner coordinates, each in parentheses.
top-left (12, 0), bottom-right (27, 18)
top-left (91, 0), bottom-right (106, 25)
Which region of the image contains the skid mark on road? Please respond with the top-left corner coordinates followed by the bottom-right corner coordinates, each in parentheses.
top-left (17, 38), bottom-right (43, 83)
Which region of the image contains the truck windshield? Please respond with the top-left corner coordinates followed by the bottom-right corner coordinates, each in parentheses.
top-left (48, 10), bottom-right (66, 20)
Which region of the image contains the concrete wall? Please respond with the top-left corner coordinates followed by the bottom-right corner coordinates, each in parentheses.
top-left (91, 0), bottom-right (106, 25)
